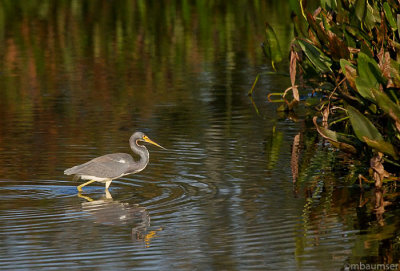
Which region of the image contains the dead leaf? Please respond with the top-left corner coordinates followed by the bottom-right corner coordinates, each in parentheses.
top-left (327, 30), bottom-right (350, 60)
top-left (370, 152), bottom-right (390, 188)
top-left (322, 105), bottom-right (329, 128)
top-left (344, 65), bottom-right (357, 90)
top-left (290, 49), bottom-right (300, 101)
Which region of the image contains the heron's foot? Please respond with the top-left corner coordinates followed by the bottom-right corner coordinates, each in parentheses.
top-left (77, 179), bottom-right (97, 192)
top-left (105, 189), bottom-right (112, 200)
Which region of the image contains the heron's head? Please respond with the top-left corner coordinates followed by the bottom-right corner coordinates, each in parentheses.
top-left (131, 132), bottom-right (166, 150)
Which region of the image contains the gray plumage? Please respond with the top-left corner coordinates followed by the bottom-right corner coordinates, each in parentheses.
top-left (65, 131), bottom-right (165, 191)
top-left (64, 153), bottom-right (141, 179)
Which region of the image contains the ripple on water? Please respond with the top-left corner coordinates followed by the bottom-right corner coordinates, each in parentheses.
top-left (0, 175), bottom-right (221, 270)
top-left (1, 185), bottom-right (77, 200)
top-left (115, 174), bottom-right (219, 222)
top-left (0, 172), bottom-right (218, 229)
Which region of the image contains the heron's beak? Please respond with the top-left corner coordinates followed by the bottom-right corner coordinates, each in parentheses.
top-left (143, 136), bottom-right (166, 150)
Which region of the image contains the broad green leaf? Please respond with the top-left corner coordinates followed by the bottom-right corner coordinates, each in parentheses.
top-left (345, 26), bottom-right (373, 56)
top-left (355, 76), bottom-right (376, 100)
top-left (296, 39), bottom-right (332, 73)
top-left (355, 0), bottom-right (366, 23)
top-left (357, 52), bottom-right (382, 83)
top-left (371, 1), bottom-right (381, 22)
top-left (313, 117), bottom-right (358, 153)
top-left (364, 4), bottom-right (377, 30)
top-left (363, 137), bottom-right (398, 159)
top-left (357, 52), bottom-right (384, 85)
top-left (383, 2), bottom-right (397, 30)
top-left (347, 105), bottom-right (383, 142)
top-left (371, 89), bottom-right (400, 124)
top-left (347, 106), bottom-right (397, 157)
top-left (345, 25), bottom-right (372, 43)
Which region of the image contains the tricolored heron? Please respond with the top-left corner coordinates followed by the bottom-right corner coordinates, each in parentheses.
top-left (64, 132), bottom-right (165, 191)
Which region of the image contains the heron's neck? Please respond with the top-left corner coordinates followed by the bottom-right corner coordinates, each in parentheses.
top-left (130, 142), bottom-right (149, 172)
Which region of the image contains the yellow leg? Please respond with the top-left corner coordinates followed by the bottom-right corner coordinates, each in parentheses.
top-left (77, 179), bottom-right (97, 192)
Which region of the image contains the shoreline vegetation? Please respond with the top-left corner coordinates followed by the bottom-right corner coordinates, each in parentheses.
top-left (251, 0), bottom-right (400, 188)
top-left (250, 0), bottom-right (400, 227)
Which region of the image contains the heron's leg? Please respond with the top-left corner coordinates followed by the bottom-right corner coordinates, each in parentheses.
top-left (104, 189), bottom-right (113, 200)
top-left (77, 179), bottom-right (97, 192)
top-left (105, 180), bottom-right (112, 190)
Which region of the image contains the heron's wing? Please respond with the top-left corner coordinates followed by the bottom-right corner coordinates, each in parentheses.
top-left (64, 153), bottom-right (135, 178)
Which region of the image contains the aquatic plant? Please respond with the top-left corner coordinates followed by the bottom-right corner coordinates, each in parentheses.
top-left (253, 0), bottom-right (400, 186)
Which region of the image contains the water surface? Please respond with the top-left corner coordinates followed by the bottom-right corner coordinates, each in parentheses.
top-left (0, 1), bottom-right (399, 270)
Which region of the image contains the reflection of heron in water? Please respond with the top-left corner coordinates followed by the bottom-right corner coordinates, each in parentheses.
top-left (65, 132), bottom-right (165, 191)
top-left (78, 192), bottom-right (161, 246)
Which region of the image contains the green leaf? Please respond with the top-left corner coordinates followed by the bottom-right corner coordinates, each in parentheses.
top-left (383, 2), bottom-right (397, 30)
top-left (345, 25), bottom-right (372, 43)
top-left (355, 53), bottom-right (386, 100)
top-left (355, 0), bottom-right (366, 23)
top-left (347, 105), bottom-right (383, 142)
top-left (313, 117), bottom-right (358, 154)
top-left (321, 0), bottom-right (337, 9)
top-left (345, 26), bottom-right (373, 56)
top-left (363, 137), bottom-right (398, 159)
top-left (371, 89), bottom-right (400, 124)
top-left (347, 105), bottom-right (397, 157)
top-left (288, 0), bottom-right (303, 19)
top-left (340, 59), bottom-right (357, 88)
top-left (355, 76), bottom-right (376, 100)
top-left (296, 39), bottom-right (332, 73)
top-left (357, 52), bottom-right (384, 86)
top-left (360, 41), bottom-right (373, 58)
top-left (364, 3), bottom-right (377, 30)
top-left (340, 59), bottom-right (355, 73)
top-left (344, 29), bottom-right (356, 48)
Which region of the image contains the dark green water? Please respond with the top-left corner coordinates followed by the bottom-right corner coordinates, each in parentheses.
top-left (0, 1), bottom-right (399, 270)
